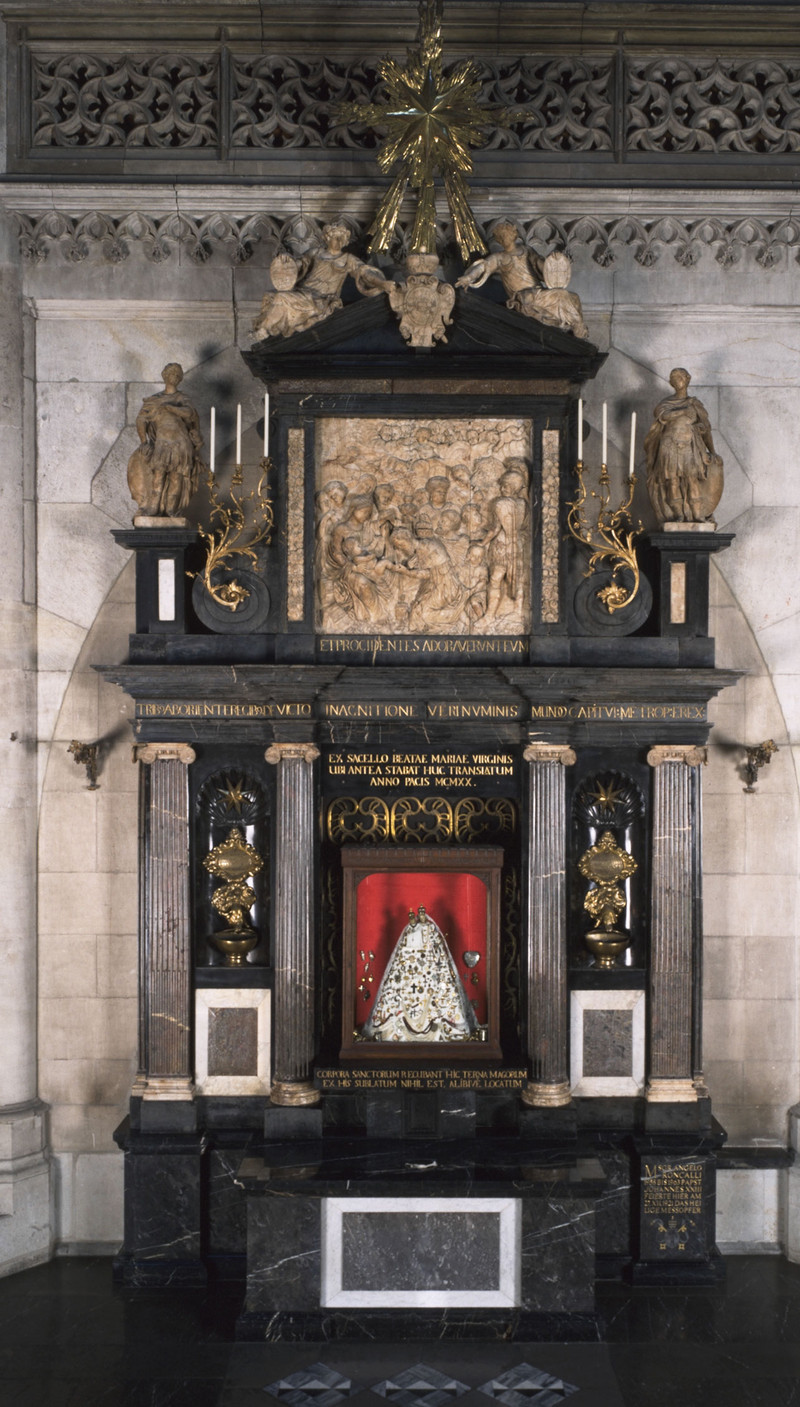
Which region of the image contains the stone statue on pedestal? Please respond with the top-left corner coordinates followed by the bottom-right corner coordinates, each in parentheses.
top-left (127, 363), bottom-right (205, 520)
top-left (644, 368), bottom-right (724, 526)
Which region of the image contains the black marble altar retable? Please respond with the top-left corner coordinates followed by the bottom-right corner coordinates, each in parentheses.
top-left (104, 282), bottom-right (737, 1338)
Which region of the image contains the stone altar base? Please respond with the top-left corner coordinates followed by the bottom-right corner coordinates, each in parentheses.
top-left (235, 1136), bottom-right (605, 1341)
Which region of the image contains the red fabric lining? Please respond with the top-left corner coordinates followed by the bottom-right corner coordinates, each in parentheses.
top-left (354, 870), bottom-right (488, 1027)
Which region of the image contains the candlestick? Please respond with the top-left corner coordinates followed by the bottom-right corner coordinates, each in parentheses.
top-left (629, 411), bottom-right (637, 479)
top-left (577, 398), bottom-right (583, 461)
top-left (209, 406), bottom-right (215, 476)
top-left (602, 402), bottom-right (608, 465)
top-left (235, 404), bottom-right (242, 464)
top-left (263, 392), bottom-right (269, 458)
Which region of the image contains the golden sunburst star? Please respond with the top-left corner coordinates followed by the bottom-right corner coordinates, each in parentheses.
top-left (338, 0), bottom-right (527, 259)
top-left (219, 775), bottom-right (247, 814)
top-left (587, 778), bottom-right (624, 814)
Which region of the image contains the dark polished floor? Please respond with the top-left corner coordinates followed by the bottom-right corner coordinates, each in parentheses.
top-left (2, 1256), bottom-right (800, 1406)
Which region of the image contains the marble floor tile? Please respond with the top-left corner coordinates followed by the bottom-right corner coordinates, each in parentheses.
top-left (2, 1256), bottom-right (800, 1406)
top-left (370, 1364), bottom-right (470, 1407)
top-left (477, 1362), bottom-right (579, 1406)
top-left (263, 1363), bottom-right (356, 1407)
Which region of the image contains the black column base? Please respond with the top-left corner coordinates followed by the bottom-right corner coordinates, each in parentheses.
top-left (114, 1116), bottom-right (208, 1289)
top-left (630, 1250), bottom-right (726, 1287)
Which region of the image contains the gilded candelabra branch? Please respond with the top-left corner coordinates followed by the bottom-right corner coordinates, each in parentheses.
top-left (192, 456), bottom-right (274, 611)
top-left (566, 458), bottom-right (643, 614)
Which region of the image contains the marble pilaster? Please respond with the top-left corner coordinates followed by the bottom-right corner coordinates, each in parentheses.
top-left (136, 742), bottom-right (196, 1101)
top-left (265, 742), bottom-right (320, 1106)
top-left (646, 745), bottom-right (706, 1103)
top-left (521, 743), bottom-right (576, 1108)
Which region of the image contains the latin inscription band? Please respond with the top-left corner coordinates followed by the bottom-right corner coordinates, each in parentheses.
top-left (316, 1067), bottom-right (527, 1091)
top-left (136, 699), bottom-right (707, 723)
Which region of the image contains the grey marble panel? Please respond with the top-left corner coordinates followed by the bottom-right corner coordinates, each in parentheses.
top-left (520, 1198), bottom-right (595, 1313)
top-left (245, 1197), bottom-right (321, 1311)
top-left (208, 1006), bottom-right (258, 1077)
top-left (322, 1197), bottom-right (520, 1308)
top-left (341, 1211), bottom-right (501, 1293)
top-left (583, 1008), bottom-right (633, 1078)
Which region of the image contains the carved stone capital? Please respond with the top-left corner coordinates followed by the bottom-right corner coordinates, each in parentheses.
top-left (646, 744), bottom-right (707, 768)
top-left (135, 742), bottom-right (197, 765)
top-left (523, 743), bottom-right (577, 766)
top-left (520, 1080), bottom-right (572, 1108)
top-left (265, 742), bottom-right (320, 765)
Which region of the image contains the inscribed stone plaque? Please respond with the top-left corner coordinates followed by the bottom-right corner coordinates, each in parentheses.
top-left (640, 1156), bottom-right (711, 1261)
top-left (315, 417), bottom-right (532, 637)
top-left (583, 1008), bottom-right (633, 1078)
top-left (208, 1006), bottom-right (258, 1077)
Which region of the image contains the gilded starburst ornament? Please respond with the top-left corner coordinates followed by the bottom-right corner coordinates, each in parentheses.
top-left (587, 778), bottom-right (624, 814)
top-left (338, 0), bottom-right (528, 259)
top-left (219, 775), bottom-right (247, 814)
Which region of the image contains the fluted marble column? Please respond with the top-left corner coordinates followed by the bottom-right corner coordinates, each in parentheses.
top-left (136, 743), bottom-right (196, 1101)
top-left (646, 744), bottom-right (706, 1103)
top-left (265, 742), bottom-right (320, 1106)
top-left (521, 743), bottom-right (576, 1108)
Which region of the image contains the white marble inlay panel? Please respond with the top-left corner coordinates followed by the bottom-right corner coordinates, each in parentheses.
top-left (321, 1196), bottom-right (520, 1309)
top-left (194, 988), bottom-right (270, 1096)
top-left (570, 989), bottom-right (645, 1097)
top-left (157, 558), bottom-right (175, 622)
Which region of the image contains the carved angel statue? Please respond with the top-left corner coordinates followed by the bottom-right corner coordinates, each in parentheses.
top-left (252, 222), bottom-right (389, 342)
top-left (644, 368), bottom-right (724, 525)
top-left (127, 363), bottom-right (205, 519)
top-left (388, 253), bottom-right (455, 348)
top-left (362, 906), bottom-right (479, 1043)
top-left (251, 254), bottom-right (328, 340)
top-left (520, 251), bottom-right (589, 339)
top-left (457, 221), bottom-right (588, 338)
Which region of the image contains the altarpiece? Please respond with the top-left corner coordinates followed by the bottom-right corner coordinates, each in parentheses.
top-left (103, 261), bottom-right (738, 1336)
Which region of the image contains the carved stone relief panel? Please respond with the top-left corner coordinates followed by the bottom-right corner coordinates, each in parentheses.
top-left (314, 417), bottom-right (532, 637)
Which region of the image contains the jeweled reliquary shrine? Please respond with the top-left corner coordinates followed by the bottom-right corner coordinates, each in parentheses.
top-left (103, 5), bottom-right (739, 1339)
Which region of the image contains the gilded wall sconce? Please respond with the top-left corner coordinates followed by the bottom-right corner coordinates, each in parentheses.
top-left (68, 740), bottom-right (100, 790)
top-left (743, 739), bottom-right (778, 793)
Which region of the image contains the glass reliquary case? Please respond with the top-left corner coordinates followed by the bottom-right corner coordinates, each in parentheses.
top-left (339, 846), bottom-right (503, 1061)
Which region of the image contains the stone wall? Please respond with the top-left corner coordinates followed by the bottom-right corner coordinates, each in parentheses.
top-left (19, 204), bottom-right (800, 1251)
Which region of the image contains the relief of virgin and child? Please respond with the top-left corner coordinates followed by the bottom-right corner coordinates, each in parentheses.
top-left (314, 422), bottom-right (532, 636)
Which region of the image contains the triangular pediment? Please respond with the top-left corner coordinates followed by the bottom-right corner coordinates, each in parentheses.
top-left (242, 287), bottom-right (605, 385)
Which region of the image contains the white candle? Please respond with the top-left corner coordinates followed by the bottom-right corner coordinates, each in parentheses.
top-left (209, 406), bottom-right (215, 475)
top-left (602, 401), bottom-right (608, 464)
top-left (577, 399), bottom-right (583, 461)
top-left (629, 411), bottom-right (637, 479)
top-left (263, 392), bottom-right (269, 458)
top-left (236, 403), bottom-right (242, 464)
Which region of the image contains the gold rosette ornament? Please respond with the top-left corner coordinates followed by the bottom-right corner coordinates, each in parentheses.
top-left (203, 827), bottom-right (263, 965)
top-left (578, 829), bottom-right (638, 968)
